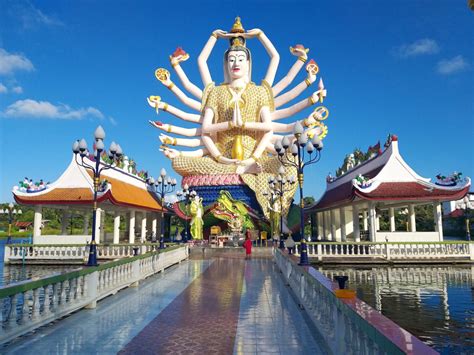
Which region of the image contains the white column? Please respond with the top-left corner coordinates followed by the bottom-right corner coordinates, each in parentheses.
top-left (409, 204), bottom-right (416, 232)
top-left (33, 205), bottom-right (42, 242)
top-left (368, 202), bottom-right (376, 242)
top-left (340, 207), bottom-right (347, 241)
top-left (61, 210), bottom-right (70, 235)
top-left (317, 213), bottom-right (323, 240)
top-left (353, 205), bottom-right (360, 242)
top-left (113, 211), bottom-right (121, 244)
top-left (330, 209), bottom-right (338, 241)
top-left (375, 215), bottom-right (380, 231)
top-left (389, 207), bottom-right (395, 232)
top-left (129, 210), bottom-right (136, 244)
top-left (325, 211), bottom-right (332, 241)
top-left (345, 208), bottom-right (354, 237)
top-left (152, 215), bottom-right (157, 235)
top-left (363, 211), bottom-right (368, 231)
top-left (322, 211), bottom-right (327, 240)
top-left (141, 212), bottom-right (147, 242)
top-left (433, 202), bottom-right (443, 241)
top-left (83, 213), bottom-right (90, 234)
top-left (95, 208), bottom-right (102, 244)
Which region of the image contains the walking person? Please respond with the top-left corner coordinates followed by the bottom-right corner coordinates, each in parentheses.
top-left (243, 235), bottom-right (252, 260)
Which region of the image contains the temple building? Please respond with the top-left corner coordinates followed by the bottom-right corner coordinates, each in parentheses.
top-left (12, 155), bottom-right (169, 244)
top-left (308, 135), bottom-right (471, 242)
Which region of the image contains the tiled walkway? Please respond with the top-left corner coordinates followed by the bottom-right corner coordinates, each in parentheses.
top-left (2, 256), bottom-right (326, 354)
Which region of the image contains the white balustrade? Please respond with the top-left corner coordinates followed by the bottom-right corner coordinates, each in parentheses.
top-left (273, 249), bottom-right (437, 355)
top-left (0, 245), bottom-right (189, 344)
top-left (4, 243), bottom-right (176, 263)
top-left (294, 241), bottom-right (473, 262)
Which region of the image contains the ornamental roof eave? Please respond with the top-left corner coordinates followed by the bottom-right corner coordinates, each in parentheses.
top-left (12, 155), bottom-right (168, 213)
top-left (311, 139), bottom-right (471, 212)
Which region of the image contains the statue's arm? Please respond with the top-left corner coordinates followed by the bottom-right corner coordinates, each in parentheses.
top-left (271, 90), bottom-right (323, 120)
top-left (201, 108), bottom-right (236, 164)
top-left (274, 71), bottom-right (316, 108)
top-left (197, 30), bottom-right (225, 86)
top-left (161, 146), bottom-right (208, 159)
top-left (166, 82), bottom-right (202, 111)
top-left (149, 120), bottom-right (201, 137)
top-left (201, 108), bottom-right (235, 134)
top-left (246, 29), bottom-right (280, 87)
top-left (159, 134), bottom-right (202, 147)
top-left (147, 97), bottom-right (201, 123)
top-left (272, 46), bottom-right (309, 96)
top-left (170, 56), bottom-right (203, 99)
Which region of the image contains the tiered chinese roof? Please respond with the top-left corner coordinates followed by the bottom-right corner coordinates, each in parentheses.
top-left (312, 137), bottom-right (471, 211)
top-left (13, 156), bottom-right (166, 212)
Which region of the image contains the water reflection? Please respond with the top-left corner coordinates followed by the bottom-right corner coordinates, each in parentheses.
top-left (0, 239), bottom-right (79, 287)
top-left (318, 264), bottom-right (474, 354)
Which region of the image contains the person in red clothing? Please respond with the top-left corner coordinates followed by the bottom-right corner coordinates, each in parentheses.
top-left (243, 235), bottom-right (252, 260)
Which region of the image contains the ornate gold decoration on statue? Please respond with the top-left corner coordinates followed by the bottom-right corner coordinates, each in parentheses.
top-left (305, 78), bottom-right (312, 87)
top-left (148, 95), bottom-right (161, 114)
top-left (306, 59), bottom-right (319, 76)
top-left (169, 47), bottom-right (190, 66)
top-left (230, 16), bottom-right (245, 33)
top-left (308, 95), bottom-right (317, 106)
top-left (313, 106), bottom-right (329, 121)
top-left (232, 135), bottom-right (244, 160)
top-left (166, 82), bottom-right (175, 90)
top-left (155, 68), bottom-right (170, 83)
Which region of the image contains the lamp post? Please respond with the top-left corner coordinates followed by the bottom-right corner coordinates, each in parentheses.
top-left (0, 203), bottom-right (22, 241)
top-left (274, 121), bottom-right (323, 265)
top-left (148, 169), bottom-right (177, 249)
top-left (456, 196), bottom-right (472, 241)
top-left (264, 166), bottom-right (296, 249)
top-left (177, 184), bottom-right (196, 243)
top-left (72, 126), bottom-right (123, 266)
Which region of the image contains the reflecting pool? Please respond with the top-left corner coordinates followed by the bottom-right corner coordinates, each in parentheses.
top-left (318, 264), bottom-right (474, 354)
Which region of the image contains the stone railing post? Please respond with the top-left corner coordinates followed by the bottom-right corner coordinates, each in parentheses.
top-left (85, 271), bottom-right (99, 309)
top-left (130, 259), bottom-right (140, 287)
top-left (469, 242), bottom-right (474, 261)
top-left (385, 243), bottom-right (391, 261)
top-left (317, 243), bottom-right (322, 262)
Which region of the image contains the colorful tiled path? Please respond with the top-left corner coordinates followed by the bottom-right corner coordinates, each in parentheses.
top-left (2, 256), bottom-right (326, 354)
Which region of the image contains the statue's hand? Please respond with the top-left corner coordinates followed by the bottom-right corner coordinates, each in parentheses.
top-left (290, 44), bottom-right (309, 58)
top-left (160, 146), bottom-right (180, 159)
top-left (212, 29), bottom-right (227, 39)
top-left (159, 134), bottom-right (174, 145)
top-left (243, 28), bottom-right (263, 39)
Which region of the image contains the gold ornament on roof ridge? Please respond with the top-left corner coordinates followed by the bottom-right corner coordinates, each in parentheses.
top-left (230, 16), bottom-right (245, 33)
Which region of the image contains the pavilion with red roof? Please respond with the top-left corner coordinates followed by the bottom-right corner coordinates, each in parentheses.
top-left (13, 155), bottom-right (169, 245)
top-left (308, 135), bottom-right (470, 242)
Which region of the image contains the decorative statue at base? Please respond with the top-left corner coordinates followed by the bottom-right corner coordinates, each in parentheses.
top-left (147, 17), bottom-right (329, 222)
top-left (190, 195), bottom-right (204, 240)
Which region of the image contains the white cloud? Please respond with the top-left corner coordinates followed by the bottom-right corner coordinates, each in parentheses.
top-left (0, 83), bottom-right (7, 94)
top-left (437, 55), bottom-right (470, 75)
top-left (11, 1), bottom-right (64, 30)
top-left (394, 39), bottom-right (440, 58)
top-left (12, 86), bottom-right (23, 94)
top-left (109, 116), bottom-right (118, 126)
top-left (0, 48), bottom-right (34, 75)
top-left (1, 99), bottom-right (106, 120)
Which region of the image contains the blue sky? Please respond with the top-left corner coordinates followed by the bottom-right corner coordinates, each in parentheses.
top-left (0, 0), bottom-right (473, 203)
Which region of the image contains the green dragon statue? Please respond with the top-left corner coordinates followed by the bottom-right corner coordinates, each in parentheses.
top-left (211, 190), bottom-right (255, 230)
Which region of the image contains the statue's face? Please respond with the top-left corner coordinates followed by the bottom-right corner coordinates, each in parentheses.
top-left (227, 50), bottom-right (249, 80)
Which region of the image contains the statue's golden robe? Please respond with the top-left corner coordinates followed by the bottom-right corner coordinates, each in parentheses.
top-left (172, 82), bottom-right (297, 218)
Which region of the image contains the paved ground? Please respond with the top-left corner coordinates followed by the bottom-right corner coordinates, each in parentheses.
top-left (2, 255), bottom-right (326, 354)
